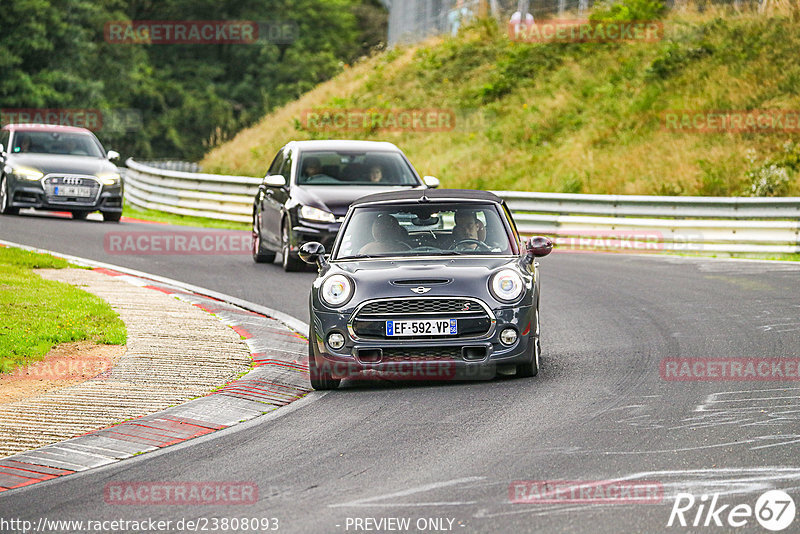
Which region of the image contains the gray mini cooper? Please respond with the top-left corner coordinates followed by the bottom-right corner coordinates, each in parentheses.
top-left (299, 189), bottom-right (553, 390)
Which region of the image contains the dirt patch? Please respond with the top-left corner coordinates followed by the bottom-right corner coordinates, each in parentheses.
top-left (0, 341), bottom-right (125, 404)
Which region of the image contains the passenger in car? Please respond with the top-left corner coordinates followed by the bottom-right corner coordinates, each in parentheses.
top-left (358, 214), bottom-right (410, 255)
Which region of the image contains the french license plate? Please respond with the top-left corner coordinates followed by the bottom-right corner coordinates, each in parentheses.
top-left (54, 186), bottom-right (92, 197)
top-left (386, 319), bottom-right (457, 336)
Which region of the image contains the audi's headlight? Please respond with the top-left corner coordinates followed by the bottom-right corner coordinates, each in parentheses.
top-left (490, 269), bottom-right (524, 303)
top-left (97, 172), bottom-right (121, 186)
top-left (300, 205), bottom-right (336, 223)
top-left (320, 274), bottom-right (354, 307)
top-left (5, 165), bottom-right (43, 181)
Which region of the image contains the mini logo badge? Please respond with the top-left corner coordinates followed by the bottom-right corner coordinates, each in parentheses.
top-left (411, 287), bottom-right (431, 294)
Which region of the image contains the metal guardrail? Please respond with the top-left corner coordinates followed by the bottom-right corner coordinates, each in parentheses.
top-left (123, 159), bottom-right (800, 254)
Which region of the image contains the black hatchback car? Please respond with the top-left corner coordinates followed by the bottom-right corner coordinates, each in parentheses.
top-left (299, 189), bottom-right (553, 390)
top-left (0, 124), bottom-right (123, 221)
top-left (252, 140), bottom-right (438, 271)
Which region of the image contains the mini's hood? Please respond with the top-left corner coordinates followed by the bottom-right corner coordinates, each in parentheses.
top-left (294, 185), bottom-right (423, 217)
top-left (6, 154), bottom-right (117, 177)
top-left (321, 257), bottom-right (529, 309)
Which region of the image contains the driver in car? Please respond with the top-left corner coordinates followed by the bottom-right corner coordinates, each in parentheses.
top-left (451, 209), bottom-right (486, 249)
top-left (302, 157), bottom-right (331, 181)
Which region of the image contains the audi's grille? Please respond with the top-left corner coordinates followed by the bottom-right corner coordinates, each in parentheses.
top-left (44, 175), bottom-right (101, 205)
top-left (351, 298), bottom-right (492, 340)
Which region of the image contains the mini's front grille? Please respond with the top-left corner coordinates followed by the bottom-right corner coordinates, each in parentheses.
top-left (351, 297), bottom-right (493, 340)
top-left (359, 298), bottom-right (478, 315)
top-left (381, 346), bottom-right (463, 361)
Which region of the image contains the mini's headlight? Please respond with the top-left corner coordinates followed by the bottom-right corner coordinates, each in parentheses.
top-left (97, 172), bottom-right (121, 186)
top-left (300, 205), bottom-right (336, 223)
top-left (6, 165), bottom-right (43, 181)
top-left (320, 274), bottom-right (354, 307)
top-left (490, 269), bottom-right (524, 303)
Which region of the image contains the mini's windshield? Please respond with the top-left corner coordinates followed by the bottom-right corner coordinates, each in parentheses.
top-left (334, 203), bottom-right (514, 259)
top-left (297, 150), bottom-right (421, 186)
top-left (11, 131), bottom-right (104, 157)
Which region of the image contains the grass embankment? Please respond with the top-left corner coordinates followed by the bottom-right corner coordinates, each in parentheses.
top-left (123, 201), bottom-right (250, 231)
top-left (202, 4), bottom-right (800, 197)
top-left (0, 247), bottom-right (126, 374)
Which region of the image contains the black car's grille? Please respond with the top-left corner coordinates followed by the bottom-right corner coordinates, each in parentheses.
top-left (381, 346), bottom-right (463, 361)
top-left (359, 298), bottom-right (479, 316)
top-left (352, 298), bottom-right (492, 340)
top-left (44, 175), bottom-right (101, 205)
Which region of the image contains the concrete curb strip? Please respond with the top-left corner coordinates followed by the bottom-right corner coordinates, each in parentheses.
top-left (0, 240), bottom-right (312, 494)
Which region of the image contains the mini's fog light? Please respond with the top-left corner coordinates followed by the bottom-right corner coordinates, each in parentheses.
top-left (500, 328), bottom-right (518, 346)
top-left (327, 332), bottom-right (345, 350)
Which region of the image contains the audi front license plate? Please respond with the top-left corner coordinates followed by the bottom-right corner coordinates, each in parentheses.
top-left (54, 186), bottom-right (93, 197)
top-left (386, 319), bottom-right (457, 336)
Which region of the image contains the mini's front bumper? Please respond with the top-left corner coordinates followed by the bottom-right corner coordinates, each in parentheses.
top-left (309, 303), bottom-right (535, 381)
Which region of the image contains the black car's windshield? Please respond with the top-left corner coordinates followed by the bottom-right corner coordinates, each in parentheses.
top-left (297, 150), bottom-right (421, 186)
top-left (334, 203), bottom-right (514, 259)
top-left (11, 131), bottom-right (104, 157)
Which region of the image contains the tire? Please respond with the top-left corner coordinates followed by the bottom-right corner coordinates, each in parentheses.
top-left (252, 216), bottom-right (276, 263)
top-left (102, 211), bottom-right (122, 222)
top-left (308, 325), bottom-right (340, 390)
top-left (71, 211), bottom-right (90, 220)
top-left (0, 176), bottom-right (19, 215)
top-left (516, 305), bottom-right (540, 378)
top-left (281, 220), bottom-right (303, 272)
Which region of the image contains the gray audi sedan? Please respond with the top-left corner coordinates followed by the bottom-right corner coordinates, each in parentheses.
top-left (299, 189), bottom-right (553, 390)
top-left (0, 124), bottom-right (123, 221)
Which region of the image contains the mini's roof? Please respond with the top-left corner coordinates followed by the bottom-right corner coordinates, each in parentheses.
top-left (289, 140), bottom-right (403, 152)
top-left (352, 189), bottom-right (503, 206)
top-left (2, 123), bottom-right (93, 134)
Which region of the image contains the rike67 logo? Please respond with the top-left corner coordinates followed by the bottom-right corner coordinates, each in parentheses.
top-left (668, 490), bottom-right (795, 531)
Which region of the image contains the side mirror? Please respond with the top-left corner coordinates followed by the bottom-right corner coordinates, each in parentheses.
top-left (107, 150), bottom-right (120, 160)
top-left (423, 176), bottom-right (440, 188)
top-left (263, 174), bottom-right (287, 188)
top-left (527, 236), bottom-right (553, 259)
top-left (0, 144), bottom-right (4, 154)
top-left (299, 241), bottom-right (327, 266)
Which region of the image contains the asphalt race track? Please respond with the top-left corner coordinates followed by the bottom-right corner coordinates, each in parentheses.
top-left (2, 212), bottom-right (800, 533)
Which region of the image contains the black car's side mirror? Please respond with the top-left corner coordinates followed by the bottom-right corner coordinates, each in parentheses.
top-left (525, 236), bottom-right (553, 261)
top-left (299, 241), bottom-right (327, 267)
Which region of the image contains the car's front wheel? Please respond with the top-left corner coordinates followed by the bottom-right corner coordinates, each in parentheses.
top-left (516, 306), bottom-right (540, 378)
top-left (102, 211), bottom-right (121, 222)
top-left (308, 325), bottom-right (340, 390)
top-left (71, 210), bottom-right (90, 220)
top-left (0, 176), bottom-right (19, 216)
top-left (281, 221), bottom-right (303, 272)
top-left (252, 214), bottom-right (276, 263)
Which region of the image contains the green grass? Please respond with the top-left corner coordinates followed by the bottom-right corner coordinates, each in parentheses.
top-left (201, 4), bottom-right (800, 197)
top-left (0, 247), bottom-right (127, 374)
top-left (123, 201), bottom-right (250, 231)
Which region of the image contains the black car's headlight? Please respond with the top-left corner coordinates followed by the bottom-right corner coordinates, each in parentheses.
top-left (300, 205), bottom-right (336, 223)
top-left (5, 165), bottom-right (43, 181)
top-left (321, 274), bottom-right (354, 307)
top-left (96, 171), bottom-right (121, 186)
top-left (490, 269), bottom-right (524, 303)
